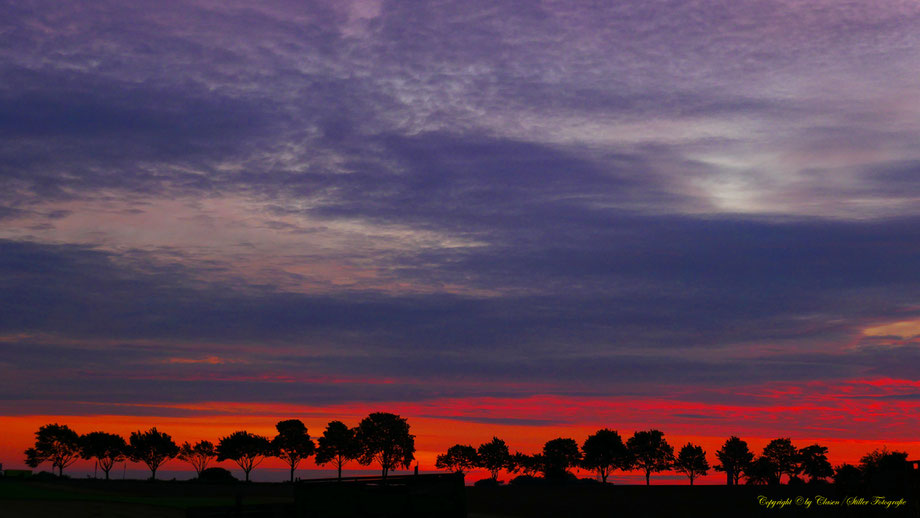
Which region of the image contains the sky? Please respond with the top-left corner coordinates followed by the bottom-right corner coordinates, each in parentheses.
top-left (1, 0), bottom-right (920, 481)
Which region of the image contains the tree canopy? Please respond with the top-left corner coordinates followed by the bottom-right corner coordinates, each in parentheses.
top-left (477, 437), bottom-right (511, 481)
top-left (24, 423), bottom-right (81, 476)
top-left (581, 428), bottom-right (630, 484)
top-left (798, 444), bottom-right (833, 482)
top-left (128, 427), bottom-right (179, 480)
top-left (510, 452), bottom-right (544, 477)
top-left (761, 438), bottom-right (799, 484)
top-left (272, 419), bottom-right (315, 482)
top-left (80, 431), bottom-right (127, 480)
top-left (355, 412), bottom-right (415, 479)
top-left (435, 444), bottom-right (479, 475)
top-left (542, 437), bottom-right (581, 480)
top-left (627, 429), bottom-right (674, 486)
top-left (216, 430), bottom-right (272, 482)
top-left (714, 436), bottom-right (753, 485)
top-left (674, 443), bottom-right (709, 485)
top-left (315, 420), bottom-right (359, 480)
top-left (178, 440), bottom-right (217, 477)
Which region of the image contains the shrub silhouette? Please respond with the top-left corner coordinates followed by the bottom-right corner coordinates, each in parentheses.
top-left (198, 466), bottom-right (238, 483)
top-left (509, 452), bottom-right (543, 477)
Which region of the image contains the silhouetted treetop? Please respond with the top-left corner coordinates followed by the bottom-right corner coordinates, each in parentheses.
top-left (315, 420), bottom-right (359, 481)
top-left (674, 443), bottom-right (709, 485)
top-left (542, 437), bottom-right (581, 480)
top-left (24, 423), bottom-right (81, 477)
top-left (581, 428), bottom-right (630, 484)
top-left (714, 436), bottom-right (753, 486)
top-left (798, 443), bottom-right (832, 482)
top-left (178, 440), bottom-right (217, 478)
top-left (80, 431), bottom-right (127, 480)
top-left (272, 419), bottom-right (315, 482)
top-left (436, 444), bottom-right (479, 475)
top-left (128, 427), bottom-right (179, 480)
top-left (477, 437), bottom-right (511, 481)
top-left (355, 412), bottom-right (415, 479)
top-left (217, 430), bottom-right (271, 482)
top-left (627, 429), bottom-right (674, 486)
top-left (762, 438), bottom-right (798, 484)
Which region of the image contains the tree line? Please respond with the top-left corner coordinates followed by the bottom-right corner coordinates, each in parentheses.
top-left (436, 430), bottom-right (914, 488)
top-left (22, 416), bottom-right (914, 488)
top-left (23, 412), bottom-right (413, 482)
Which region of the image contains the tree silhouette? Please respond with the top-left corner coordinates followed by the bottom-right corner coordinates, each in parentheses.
top-left (272, 419), bottom-right (315, 482)
top-left (355, 412), bottom-right (415, 479)
top-left (435, 444), bottom-right (479, 475)
top-left (859, 447), bottom-right (910, 490)
top-left (581, 429), bottom-right (630, 484)
top-left (178, 440), bottom-right (217, 478)
top-left (627, 430), bottom-right (674, 485)
top-left (798, 444), bottom-right (832, 482)
top-left (477, 437), bottom-right (511, 481)
top-left (80, 432), bottom-right (127, 480)
top-left (315, 420), bottom-right (359, 480)
top-left (714, 436), bottom-right (753, 485)
top-left (216, 431), bottom-right (271, 482)
top-left (510, 452), bottom-right (543, 477)
top-left (745, 457), bottom-right (779, 485)
top-left (24, 423), bottom-right (81, 476)
top-left (762, 438), bottom-right (799, 483)
top-left (542, 438), bottom-right (581, 480)
top-left (128, 427), bottom-right (179, 480)
top-left (833, 463), bottom-right (862, 490)
top-left (674, 443), bottom-right (709, 485)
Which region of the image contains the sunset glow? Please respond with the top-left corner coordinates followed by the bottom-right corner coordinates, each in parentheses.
top-left (2, 0), bottom-right (920, 485)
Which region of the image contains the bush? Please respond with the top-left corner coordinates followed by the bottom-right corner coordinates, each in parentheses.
top-left (197, 467), bottom-right (238, 483)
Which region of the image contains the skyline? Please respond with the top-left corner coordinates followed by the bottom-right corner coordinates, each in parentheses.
top-left (2, 0), bottom-right (920, 478)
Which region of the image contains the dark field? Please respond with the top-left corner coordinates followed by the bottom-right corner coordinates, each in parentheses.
top-left (1, 477), bottom-right (917, 517)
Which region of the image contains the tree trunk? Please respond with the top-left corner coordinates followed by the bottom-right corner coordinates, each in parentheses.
top-left (645, 470), bottom-right (650, 485)
top-left (151, 467), bottom-right (157, 480)
top-left (290, 465), bottom-right (295, 483)
top-left (337, 461), bottom-right (342, 480)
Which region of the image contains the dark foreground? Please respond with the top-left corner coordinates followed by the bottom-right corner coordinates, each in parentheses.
top-left (1, 476), bottom-right (917, 518)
